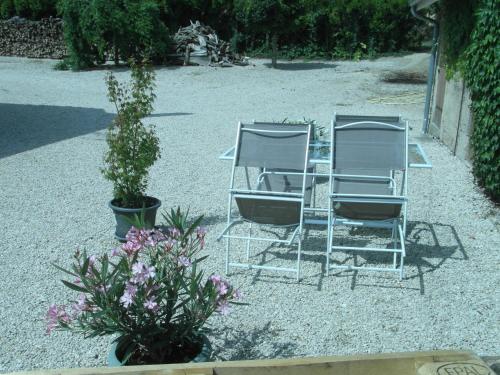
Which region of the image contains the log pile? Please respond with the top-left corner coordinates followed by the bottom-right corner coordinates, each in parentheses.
top-left (173, 21), bottom-right (247, 66)
top-left (0, 17), bottom-right (66, 59)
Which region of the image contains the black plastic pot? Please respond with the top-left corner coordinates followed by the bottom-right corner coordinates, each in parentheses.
top-left (108, 335), bottom-right (211, 366)
top-left (108, 196), bottom-right (161, 241)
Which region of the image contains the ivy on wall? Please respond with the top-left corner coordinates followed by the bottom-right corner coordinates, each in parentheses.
top-left (462, 0), bottom-right (500, 201)
top-left (441, 0), bottom-right (499, 201)
top-left (439, 0), bottom-right (477, 75)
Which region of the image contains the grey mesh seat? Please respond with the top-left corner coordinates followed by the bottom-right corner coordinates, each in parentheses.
top-left (253, 121), bottom-right (316, 208)
top-left (333, 168), bottom-right (400, 220)
top-left (217, 122), bottom-right (312, 281)
top-left (326, 114), bottom-right (408, 280)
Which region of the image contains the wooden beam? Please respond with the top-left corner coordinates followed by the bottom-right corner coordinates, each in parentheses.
top-left (7, 350), bottom-right (494, 375)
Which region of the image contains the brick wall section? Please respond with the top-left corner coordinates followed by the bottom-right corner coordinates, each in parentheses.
top-left (0, 17), bottom-right (66, 59)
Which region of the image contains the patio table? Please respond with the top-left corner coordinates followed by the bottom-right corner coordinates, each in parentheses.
top-left (219, 140), bottom-right (432, 168)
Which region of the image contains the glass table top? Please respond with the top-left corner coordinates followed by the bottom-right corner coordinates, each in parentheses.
top-left (219, 141), bottom-right (432, 168)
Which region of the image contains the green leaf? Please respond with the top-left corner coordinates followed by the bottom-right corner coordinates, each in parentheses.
top-left (62, 280), bottom-right (89, 293)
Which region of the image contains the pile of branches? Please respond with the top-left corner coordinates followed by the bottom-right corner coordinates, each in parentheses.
top-left (173, 21), bottom-right (247, 66)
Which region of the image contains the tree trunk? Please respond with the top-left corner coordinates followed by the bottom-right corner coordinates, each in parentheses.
top-left (271, 33), bottom-right (278, 68)
top-left (114, 46), bottom-right (119, 66)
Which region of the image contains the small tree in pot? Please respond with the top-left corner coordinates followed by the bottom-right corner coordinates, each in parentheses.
top-left (103, 61), bottom-right (161, 240)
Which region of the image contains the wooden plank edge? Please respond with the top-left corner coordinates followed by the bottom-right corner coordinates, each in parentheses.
top-left (6, 350), bottom-right (480, 375)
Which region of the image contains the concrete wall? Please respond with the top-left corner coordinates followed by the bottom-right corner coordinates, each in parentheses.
top-left (429, 65), bottom-right (474, 162)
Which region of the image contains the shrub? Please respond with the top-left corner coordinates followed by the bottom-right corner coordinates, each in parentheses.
top-left (47, 209), bottom-right (242, 365)
top-left (102, 62), bottom-right (160, 208)
top-left (0, 0), bottom-right (56, 19)
top-left (58, 0), bottom-right (169, 69)
top-left (234, 0), bottom-right (296, 67)
top-left (439, 0), bottom-right (478, 73)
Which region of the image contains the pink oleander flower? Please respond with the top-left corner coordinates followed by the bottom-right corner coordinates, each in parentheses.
top-left (110, 247), bottom-right (121, 257)
top-left (46, 304), bottom-right (71, 334)
top-left (177, 256), bottom-right (192, 267)
top-left (71, 294), bottom-right (87, 315)
top-left (169, 227), bottom-right (181, 239)
top-left (209, 274), bottom-right (222, 284)
top-left (131, 262), bottom-right (156, 285)
top-left (216, 300), bottom-right (231, 316)
top-left (216, 281), bottom-right (229, 296)
top-left (196, 226), bottom-right (207, 237)
top-left (120, 283), bottom-right (138, 308)
top-left (196, 226), bottom-right (207, 248)
top-left (88, 255), bottom-right (97, 266)
top-left (144, 297), bottom-right (159, 312)
top-left (125, 226), bottom-right (140, 242)
top-left (164, 239), bottom-right (176, 252)
top-left (122, 240), bottom-right (143, 257)
top-left (232, 289), bottom-right (242, 300)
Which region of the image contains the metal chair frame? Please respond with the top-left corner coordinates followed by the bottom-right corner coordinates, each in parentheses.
top-left (217, 122), bottom-right (312, 281)
top-left (326, 114), bottom-right (408, 280)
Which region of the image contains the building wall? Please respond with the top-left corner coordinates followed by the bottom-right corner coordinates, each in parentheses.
top-left (429, 60), bottom-right (474, 163)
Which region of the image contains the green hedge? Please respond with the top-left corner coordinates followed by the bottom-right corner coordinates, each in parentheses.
top-left (58, 0), bottom-right (169, 69)
top-left (0, 0), bottom-right (56, 19)
top-left (462, 0), bottom-right (500, 200)
top-left (2, 0), bottom-right (424, 67)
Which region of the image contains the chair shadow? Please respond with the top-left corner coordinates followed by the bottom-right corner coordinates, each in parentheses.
top-left (345, 221), bottom-right (468, 294)
top-left (264, 62), bottom-right (338, 71)
top-left (210, 322), bottom-right (299, 361)
top-left (0, 103), bottom-right (115, 159)
top-left (231, 226), bottom-right (327, 287)
top-left (233, 220), bottom-right (467, 295)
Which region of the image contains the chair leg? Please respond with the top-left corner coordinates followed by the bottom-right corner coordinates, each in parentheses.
top-left (296, 229), bottom-right (302, 282)
top-left (225, 228), bottom-right (231, 275)
top-left (246, 223), bottom-right (252, 261)
top-left (399, 253), bottom-right (405, 280)
top-left (326, 220), bottom-right (333, 277)
top-left (392, 222), bottom-right (397, 269)
top-left (398, 223), bottom-right (405, 280)
top-left (326, 200), bottom-right (333, 276)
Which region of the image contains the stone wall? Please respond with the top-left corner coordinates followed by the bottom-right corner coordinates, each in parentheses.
top-left (0, 17), bottom-right (66, 59)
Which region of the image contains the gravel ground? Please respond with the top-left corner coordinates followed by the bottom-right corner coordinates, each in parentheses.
top-left (0, 54), bottom-right (498, 373)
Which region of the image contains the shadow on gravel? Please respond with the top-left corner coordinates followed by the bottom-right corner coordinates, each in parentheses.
top-left (0, 103), bottom-right (114, 159)
top-left (210, 322), bottom-right (299, 361)
top-left (346, 221), bottom-right (467, 295)
top-left (264, 62), bottom-right (338, 71)
top-left (146, 112), bottom-right (193, 118)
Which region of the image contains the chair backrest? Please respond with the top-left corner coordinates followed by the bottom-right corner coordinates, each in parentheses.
top-left (230, 122), bottom-right (311, 226)
top-left (235, 122), bottom-right (310, 170)
top-left (329, 115), bottom-right (407, 221)
top-left (332, 115), bottom-right (407, 171)
top-left (253, 121), bottom-right (315, 141)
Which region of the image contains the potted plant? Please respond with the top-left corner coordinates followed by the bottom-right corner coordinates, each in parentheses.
top-left (46, 208), bottom-right (242, 366)
top-left (103, 61), bottom-right (161, 240)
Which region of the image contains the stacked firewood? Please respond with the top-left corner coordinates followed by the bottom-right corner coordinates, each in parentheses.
top-left (0, 17), bottom-right (66, 58)
top-left (173, 21), bottom-right (247, 66)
